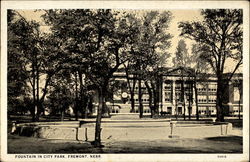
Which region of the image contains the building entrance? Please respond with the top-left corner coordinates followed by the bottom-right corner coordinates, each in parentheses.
top-left (178, 107), bottom-right (182, 115)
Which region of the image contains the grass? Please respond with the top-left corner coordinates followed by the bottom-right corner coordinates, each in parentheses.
top-left (8, 134), bottom-right (242, 153)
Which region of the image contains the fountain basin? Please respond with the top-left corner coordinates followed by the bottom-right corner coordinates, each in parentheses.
top-left (12, 120), bottom-right (233, 141)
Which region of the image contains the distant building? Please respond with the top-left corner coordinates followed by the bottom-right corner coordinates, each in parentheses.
top-left (92, 67), bottom-right (243, 117)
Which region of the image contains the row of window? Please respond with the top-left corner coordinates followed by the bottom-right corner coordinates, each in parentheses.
top-left (165, 92), bottom-right (192, 96)
top-left (133, 98), bottom-right (214, 103)
top-left (134, 99), bottom-right (150, 102)
top-left (165, 99), bottom-right (193, 102)
top-left (198, 110), bottom-right (215, 113)
top-left (208, 99), bottom-right (217, 103)
top-left (164, 86), bottom-right (171, 90)
top-left (231, 110), bottom-right (242, 113)
top-left (198, 88), bottom-right (217, 91)
top-left (198, 99), bottom-right (217, 103)
top-left (131, 109), bottom-right (151, 113)
top-left (164, 87), bottom-right (193, 91)
top-left (198, 99), bottom-right (207, 103)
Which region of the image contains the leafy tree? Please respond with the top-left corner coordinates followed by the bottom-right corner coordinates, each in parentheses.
top-left (116, 11), bottom-right (172, 118)
top-left (123, 63), bottom-right (137, 113)
top-left (47, 69), bottom-right (75, 120)
top-left (190, 44), bottom-right (212, 120)
top-left (179, 9), bottom-right (243, 121)
top-left (7, 10), bottom-right (30, 115)
top-left (136, 11), bottom-right (172, 118)
top-left (43, 9), bottom-right (135, 147)
top-left (8, 10), bottom-right (70, 121)
top-left (172, 39), bottom-right (190, 67)
top-left (172, 39), bottom-right (190, 120)
top-left (7, 10), bottom-right (41, 120)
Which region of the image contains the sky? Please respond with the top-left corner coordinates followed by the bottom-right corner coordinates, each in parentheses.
top-left (17, 9), bottom-right (241, 72)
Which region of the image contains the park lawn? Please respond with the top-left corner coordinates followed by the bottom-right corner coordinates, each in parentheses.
top-left (8, 134), bottom-right (242, 153)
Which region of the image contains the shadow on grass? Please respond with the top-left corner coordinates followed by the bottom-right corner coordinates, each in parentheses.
top-left (205, 136), bottom-right (242, 145)
top-left (8, 134), bottom-right (243, 154)
top-left (224, 119), bottom-right (242, 128)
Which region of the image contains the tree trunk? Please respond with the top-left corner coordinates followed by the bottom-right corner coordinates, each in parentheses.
top-left (151, 81), bottom-right (159, 118)
top-left (79, 70), bottom-right (89, 119)
top-left (175, 97), bottom-right (178, 120)
top-left (181, 80), bottom-right (186, 120)
top-left (188, 82), bottom-right (191, 120)
top-left (152, 88), bottom-right (158, 118)
top-left (155, 79), bottom-right (160, 117)
top-left (216, 77), bottom-right (224, 122)
top-left (74, 72), bottom-right (79, 121)
top-left (138, 78), bottom-right (143, 118)
top-left (88, 97), bottom-right (93, 114)
top-left (130, 92), bottom-right (135, 113)
top-left (194, 79), bottom-right (199, 121)
top-left (238, 88), bottom-right (242, 120)
top-left (61, 107), bottom-right (65, 121)
top-left (31, 63), bottom-right (36, 122)
top-left (94, 88), bottom-right (103, 147)
top-left (31, 83), bottom-right (36, 121)
top-left (145, 81), bottom-right (153, 118)
top-left (35, 64), bottom-right (40, 121)
top-left (84, 97), bottom-right (89, 119)
top-left (94, 83), bottom-right (109, 147)
top-left (124, 65), bottom-right (136, 113)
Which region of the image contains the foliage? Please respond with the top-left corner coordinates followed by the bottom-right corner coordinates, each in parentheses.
top-left (172, 39), bottom-right (190, 67)
top-left (7, 10), bottom-right (36, 114)
top-left (179, 9), bottom-right (243, 121)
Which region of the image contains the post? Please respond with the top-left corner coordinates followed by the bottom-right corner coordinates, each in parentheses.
top-left (76, 128), bottom-right (79, 141)
top-left (170, 122), bottom-right (173, 135)
top-left (169, 121), bottom-right (177, 138)
top-left (85, 128), bottom-right (88, 141)
top-left (11, 121), bottom-right (17, 134)
top-left (221, 125), bottom-right (223, 135)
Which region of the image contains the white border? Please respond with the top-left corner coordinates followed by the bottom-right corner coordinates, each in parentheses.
top-left (1, 1), bottom-right (249, 162)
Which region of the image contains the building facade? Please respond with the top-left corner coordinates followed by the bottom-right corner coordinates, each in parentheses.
top-left (95, 67), bottom-right (243, 117)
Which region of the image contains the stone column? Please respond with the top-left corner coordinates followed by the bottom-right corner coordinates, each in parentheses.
top-left (161, 77), bottom-right (165, 112)
top-left (172, 78), bottom-right (176, 115)
top-left (192, 82), bottom-right (197, 115)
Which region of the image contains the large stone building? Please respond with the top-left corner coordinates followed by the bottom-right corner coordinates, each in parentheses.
top-left (93, 67), bottom-right (243, 117)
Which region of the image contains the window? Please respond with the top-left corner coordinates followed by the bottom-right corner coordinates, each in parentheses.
top-left (165, 98), bottom-right (171, 102)
top-left (164, 85), bottom-right (171, 90)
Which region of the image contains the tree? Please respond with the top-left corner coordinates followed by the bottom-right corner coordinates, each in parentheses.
top-left (47, 70), bottom-right (74, 120)
top-left (232, 71), bottom-right (243, 119)
top-left (43, 9), bottom-right (135, 147)
top-left (7, 10), bottom-right (30, 115)
top-left (123, 63), bottom-right (137, 113)
top-left (179, 9), bottom-right (243, 121)
top-left (7, 10), bottom-right (42, 120)
top-left (130, 11), bottom-right (172, 118)
top-left (172, 39), bottom-right (190, 120)
top-left (191, 44), bottom-right (212, 120)
top-left (172, 39), bottom-right (190, 67)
